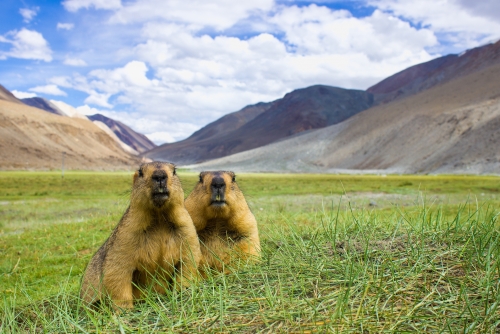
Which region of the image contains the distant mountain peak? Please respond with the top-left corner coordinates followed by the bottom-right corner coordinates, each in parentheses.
top-left (20, 94), bottom-right (156, 155)
top-left (49, 100), bottom-right (88, 119)
top-left (144, 84), bottom-right (374, 165)
top-left (88, 114), bottom-right (156, 153)
top-left (0, 84), bottom-right (24, 105)
top-left (368, 39), bottom-right (500, 104)
top-left (21, 97), bottom-right (64, 115)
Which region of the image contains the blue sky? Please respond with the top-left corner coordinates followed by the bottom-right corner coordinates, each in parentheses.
top-left (1, 0), bottom-right (500, 144)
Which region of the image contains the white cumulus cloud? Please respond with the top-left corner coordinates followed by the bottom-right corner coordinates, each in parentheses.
top-left (29, 85), bottom-right (67, 96)
top-left (49, 3), bottom-right (446, 142)
top-left (455, 0), bottom-right (500, 22)
top-left (19, 7), bottom-right (39, 23)
top-left (62, 0), bottom-right (122, 12)
top-left (64, 57), bottom-right (87, 66)
top-left (57, 23), bottom-right (75, 30)
top-left (76, 104), bottom-right (102, 115)
top-left (370, 0), bottom-right (500, 49)
top-left (11, 90), bottom-right (37, 99)
top-left (37, 1), bottom-right (500, 143)
top-left (109, 0), bottom-right (274, 30)
top-left (89, 61), bottom-right (153, 89)
top-left (84, 93), bottom-right (113, 108)
top-left (146, 132), bottom-right (177, 145)
top-left (0, 28), bottom-right (52, 62)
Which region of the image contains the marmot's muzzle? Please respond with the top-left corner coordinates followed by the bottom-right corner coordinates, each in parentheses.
top-left (151, 170), bottom-right (169, 206)
top-left (210, 176), bottom-right (226, 205)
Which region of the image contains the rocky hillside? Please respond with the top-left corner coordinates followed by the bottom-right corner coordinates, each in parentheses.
top-left (144, 102), bottom-right (271, 164)
top-left (144, 85), bottom-right (374, 165)
top-left (0, 99), bottom-right (139, 170)
top-left (88, 114), bottom-right (156, 153)
top-left (20, 96), bottom-right (154, 155)
top-left (21, 97), bottom-right (65, 116)
top-left (3, 40), bottom-right (499, 172)
top-left (368, 40), bottom-right (500, 104)
top-left (0, 84), bottom-right (23, 105)
top-left (190, 60), bottom-right (500, 174)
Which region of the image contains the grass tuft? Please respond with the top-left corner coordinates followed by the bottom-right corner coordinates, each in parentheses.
top-left (1, 172), bottom-right (499, 332)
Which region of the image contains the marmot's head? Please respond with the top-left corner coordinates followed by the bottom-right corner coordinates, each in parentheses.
top-left (132, 162), bottom-right (183, 208)
top-left (191, 171), bottom-right (243, 214)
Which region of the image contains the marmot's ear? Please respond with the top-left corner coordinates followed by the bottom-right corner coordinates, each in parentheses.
top-left (173, 167), bottom-right (177, 175)
top-left (133, 167), bottom-right (143, 184)
top-left (199, 173), bottom-right (203, 183)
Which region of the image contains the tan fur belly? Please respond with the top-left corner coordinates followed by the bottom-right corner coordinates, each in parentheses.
top-left (133, 231), bottom-right (181, 291)
top-left (200, 235), bottom-right (232, 271)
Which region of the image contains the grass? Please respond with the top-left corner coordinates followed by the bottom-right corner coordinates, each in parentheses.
top-left (1, 171), bottom-right (499, 332)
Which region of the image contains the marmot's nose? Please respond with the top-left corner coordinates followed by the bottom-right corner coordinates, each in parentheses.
top-left (152, 171), bottom-right (167, 188)
top-left (211, 177), bottom-right (225, 191)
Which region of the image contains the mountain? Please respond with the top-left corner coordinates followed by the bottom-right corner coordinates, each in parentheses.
top-left (189, 59), bottom-right (500, 174)
top-left (88, 114), bottom-right (156, 153)
top-left (91, 120), bottom-right (140, 155)
top-left (21, 97), bottom-right (88, 119)
top-left (0, 84), bottom-right (23, 105)
top-left (48, 100), bottom-right (88, 119)
top-left (144, 102), bottom-right (271, 164)
top-left (368, 40), bottom-right (500, 104)
top-left (144, 85), bottom-right (374, 165)
top-left (182, 102), bottom-right (272, 143)
top-left (21, 97), bottom-right (65, 116)
top-left (20, 97), bottom-right (155, 155)
top-left (0, 99), bottom-right (139, 170)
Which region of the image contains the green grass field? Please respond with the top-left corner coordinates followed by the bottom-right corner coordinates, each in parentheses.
top-left (1, 171), bottom-right (499, 332)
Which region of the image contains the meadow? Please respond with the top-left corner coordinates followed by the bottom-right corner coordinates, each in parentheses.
top-left (1, 171), bottom-right (499, 332)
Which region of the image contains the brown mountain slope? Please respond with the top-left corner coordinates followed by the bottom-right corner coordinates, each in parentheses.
top-left (0, 100), bottom-right (139, 170)
top-left (368, 40), bottom-right (500, 104)
top-left (0, 84), bottom-right (23, 104)
top-left (88, 114), bottom-right (156, 153)
top-left (19, 96), bottom-right (155, 154)
top-left (190, 61), bottom-right (500, 174)
top-left (21, 97), bottom-right (65, 115)
top-left (145, 85), bottom-right (374, 164)
top-left (144, 102), bottom-right (272, 164)
top-left (185, 102), bottom-right (273, 143)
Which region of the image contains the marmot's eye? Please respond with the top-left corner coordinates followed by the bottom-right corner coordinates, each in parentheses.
top-left (138, 169), bottom-right (144, 177)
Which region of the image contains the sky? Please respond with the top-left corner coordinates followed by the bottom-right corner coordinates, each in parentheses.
top-left (1, 0), bottom-right (499, 144)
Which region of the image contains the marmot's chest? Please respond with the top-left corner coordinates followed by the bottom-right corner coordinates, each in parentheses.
top-left (135, 225), bottom-right (181, 270)
top-left (199, 219), bottom-right (244, 243)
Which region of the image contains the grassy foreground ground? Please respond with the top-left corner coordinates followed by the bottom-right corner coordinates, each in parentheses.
top-left (1, 171), bottom-right (499, 332)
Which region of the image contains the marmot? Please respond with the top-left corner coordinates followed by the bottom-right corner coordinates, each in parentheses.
top-left (185, 171), bottom-right (260, 274)
top-left (80, 162), bottom-right (201, 310)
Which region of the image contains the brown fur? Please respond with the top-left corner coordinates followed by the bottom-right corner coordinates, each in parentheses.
top-left (80, 162), bottom-right (201, 310)
top-left (185, 171), bottom-right (260, 275)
